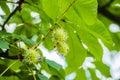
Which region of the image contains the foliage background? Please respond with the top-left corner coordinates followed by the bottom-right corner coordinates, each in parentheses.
top-left (0, 0), bottom-right (120, 80)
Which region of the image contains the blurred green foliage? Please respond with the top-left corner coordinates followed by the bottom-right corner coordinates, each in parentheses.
top-left (0, 0), bottom-right (120, 80)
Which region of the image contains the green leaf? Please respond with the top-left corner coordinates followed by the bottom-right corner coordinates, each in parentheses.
top-left (1, 76), bottom-right (19, 80)
top-left (94, 61), bottom-right (111, 77)
top-left (49, 75), bottom-right (61, 80)
top-left (41, 0), bottom-right (60, 21)
top-left (43, 33), bottom-right (54, 50)
top-left (77, 27), bottom-right (103, 61)
top-left (64, 0), bottom-right (111, 61)
top-left (20, 35), bottom-right (36, 47)
top-left (0, 64), bottom-right (13, 76)
top-left (31, 0), bottom-right (41, 4)
top-left (75, 68), bottom-right (87, 80)
top-left (97, 0), bottom-right (110, 7)
top-left (8, 46), bottom-right (20, 56)
top-left (0, 77), bottom-right (2, 80)
top-left (14, 23), bottom-right (37, 37)
top-left (0, 2), bottom-right (10, 15)
top-left (63, 22), bottom-right (103, 61)
top-left (11, 34), bottom-right (20, 40)
top-left (88, 68), bottom-right (99, 80)
top-left (63, 0), bottom-right (103, 61)
top-left (108, 0), bottom-right (120, 16)
top-left (8, 12), bottom-right (22, 24)
top-left (65, 24), bottom-right (87, 73)
top-left (45, 59), bottom-right (65, 78)
top-left (98, 14), bottom-right (120, 50)
top-left (17, 69), bottom-right (33, 80)
top-left (48, 66), bottom-right (64, 79)
top-left (87, 20), bottom-right (113, 48)
top-left (0, 31), bottom-right (11, 39)
top-left (20, 4), bottom-right (33, 24)
top-left (10, 61), bottom-right (23, 72)
top-left (45, 59), bottom-right (62, 71)
top-left (0, 39), bottom-right (9, 49)
top-left (0, 59), bottom-right (23, 73)
top-left (66, 0), bottom-right (98, 25)
top-left (37, 73), bottom-right (48, 80)
top-left (41, 0), bottom-right (73, 22)
top-left (39, 61), bottom-right (50, 73)
top-left (112, 33), bottom-right (120, 50)
top-left (40, 59), bottom-right (65, 79)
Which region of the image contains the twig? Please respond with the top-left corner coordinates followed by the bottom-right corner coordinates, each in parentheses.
top-left (31, 0), bottom-right (77, 49)
top-left (56, 0), bottom-right (76, 23)
top-left (1, 0), bottom-right (24, 30)
top-left (24, 64), bottom-right (37, 80)
top-left (0, 60), bottom-right (18, 77)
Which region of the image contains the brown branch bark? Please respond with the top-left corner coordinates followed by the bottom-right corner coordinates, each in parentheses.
top-left (0, 50), bottom-right (23, 60)
top-left (1, 0), bottom-right (24, 30)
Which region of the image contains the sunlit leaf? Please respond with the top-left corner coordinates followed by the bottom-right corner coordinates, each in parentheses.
top-left (75, 68), bottom-right (87, 80)
top-left (77, 27), bottom-right (103, 61)
top-left (43, 33), bottom-right (54, 50)
top-left (87, 20), bottom-right (113, 48)
top-left (94, 61), bottom-right (111, 77)
top-left (66, 0), bottom-right (98, 25)
top-left (41, 0), bottom-right (60, 21)
top-left (89, 68), bottom-right (99, 80)
top-left (0, 2), bottom-right (10, 15)
top-left (65, 24), bottom-right (87, 73)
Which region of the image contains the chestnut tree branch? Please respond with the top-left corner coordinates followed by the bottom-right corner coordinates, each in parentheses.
top-left (1, 0), bottom-right (24, 30)
top-left (31, 0), bottom-right (77, 49)
top-left (0, 50), bottom-right (23, 60)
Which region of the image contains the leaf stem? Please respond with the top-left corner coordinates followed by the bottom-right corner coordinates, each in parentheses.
top-left (0, 60), bottom-right (18, 77)
top-left (24, 64), bottom-right (37, 80)
top-left (32, 0), bottom-right (76, 49)
top-left (56, 0), bottom-right (76, 23)
top-left (32, 70), bottom-right (37, 80)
